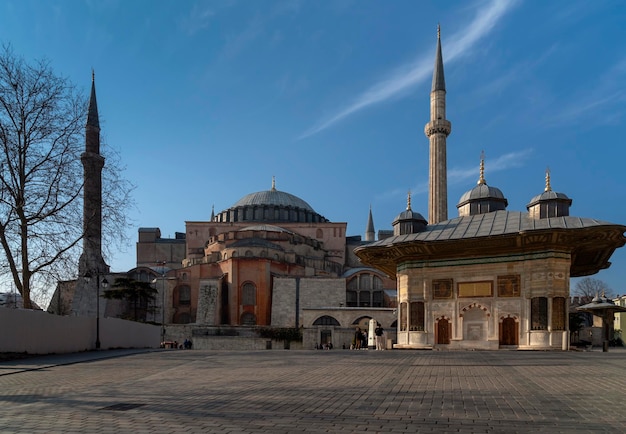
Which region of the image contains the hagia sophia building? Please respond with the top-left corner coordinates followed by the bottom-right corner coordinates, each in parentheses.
top-left (49, 28), bottom-right (625, 351)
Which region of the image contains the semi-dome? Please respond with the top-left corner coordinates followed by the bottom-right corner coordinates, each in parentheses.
top-left (457, 156), bottom-right (508, 217)
top-left (214, 178), bottom-right (328, 224)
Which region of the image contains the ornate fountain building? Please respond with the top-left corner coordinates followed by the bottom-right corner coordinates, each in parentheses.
top-left (354, 29), bottom-right (626, 350)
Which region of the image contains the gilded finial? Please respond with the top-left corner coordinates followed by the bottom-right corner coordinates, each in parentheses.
top-left (407, 190), bottom-right (412, 210)
top-left (271, 176), bottom-right (276, 191)
top-left (437, 23), bottom-right (441, 39)
top-left (478, 150), bottom-right (486, 185)
top-left (91, 68), bottom-right (95, 82)
top-left (545, 167), bottom-right (551, 192)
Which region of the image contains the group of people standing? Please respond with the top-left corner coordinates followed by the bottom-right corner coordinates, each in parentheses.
top-left (352, 323), bottom-right (386, 350)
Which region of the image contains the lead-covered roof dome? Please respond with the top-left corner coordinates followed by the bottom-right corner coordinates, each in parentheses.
top-left (392, 192), bottom-right (428, 235)
top-left (457, 155), bottom-right (508, 216)
top-left (232, 190), bottom-right (314, 211)
top-left (213, 178), bottom-right (328, 224)
top-left (458, 184), bottom-right (507, 204)
top-left (526, 170), bottom-right (572, 219)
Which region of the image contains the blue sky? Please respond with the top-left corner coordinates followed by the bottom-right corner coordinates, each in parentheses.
top-left (2, 0), bottom-right (626, 294)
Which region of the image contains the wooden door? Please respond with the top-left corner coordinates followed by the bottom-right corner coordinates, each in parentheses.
top-left (499, 317), bottom-right (518, 346)
top-left (437, 318), bottom-right (450, 344)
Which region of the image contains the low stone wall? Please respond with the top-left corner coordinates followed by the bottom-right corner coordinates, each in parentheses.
top-left (192, 336), bottom-right (303, 350)
top-left (0, 308), bottom-right (160, 354)
top-left (163, 324), bottom-right (303, 350)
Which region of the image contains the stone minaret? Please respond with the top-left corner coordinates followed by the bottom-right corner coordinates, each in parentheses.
top-left (365, 206), bottom-right (375, 242)
top-left (73, 72), bottom-right (109, 316)
top-left (424, 25), bottom-right (451, 224)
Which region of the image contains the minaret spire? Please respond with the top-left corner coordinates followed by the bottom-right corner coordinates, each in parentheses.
top-left (425, 25), bottom-right (452, 224)
top-left (432, 24), bottom-right (446, 92)
top-left (365, 205), bottom-right (375, 242)
top-left (74, 72), bottom-right (109, 317)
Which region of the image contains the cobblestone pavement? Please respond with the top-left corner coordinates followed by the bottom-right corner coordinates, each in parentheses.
top-left (1, 348), bottom-right (625, 433)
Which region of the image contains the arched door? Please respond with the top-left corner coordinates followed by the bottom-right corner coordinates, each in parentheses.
top-left (436, 318), bottom-right (451, 344)
top-left (499, 317), bottom-right (518, 346)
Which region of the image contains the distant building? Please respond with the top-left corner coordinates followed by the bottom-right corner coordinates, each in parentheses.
top-left (135, 178), bottom-right (397, 348)
top-left (614, 295), bottom-right (626, 340)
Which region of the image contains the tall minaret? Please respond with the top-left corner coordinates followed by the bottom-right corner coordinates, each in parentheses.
top-left (424, 25), bottom-right (452, 224)
top-left (365, 205), bottom-right (375, 242)
top-left (74, 72), bottom-right (108, 316)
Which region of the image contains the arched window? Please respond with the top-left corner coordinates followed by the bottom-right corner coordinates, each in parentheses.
top-left (316, 228), bottom-right (323, 238)
top-left (242, 282), bottom-right (256, 306)
top-left (346, 272), bottom-right (386, 307)
top-left (313, 315), bottom-right (340, 326)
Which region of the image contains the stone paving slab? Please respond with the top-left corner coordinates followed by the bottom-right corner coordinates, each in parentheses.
top-left (0, 348), bottom-right (625, 433)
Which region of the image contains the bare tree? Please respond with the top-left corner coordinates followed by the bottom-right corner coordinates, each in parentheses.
top-left (0, 46), bottom-right (133, 309)
top-left (573, 277), bottom-right (614, 299)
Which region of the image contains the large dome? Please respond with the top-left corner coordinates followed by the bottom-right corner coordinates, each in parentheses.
top-left (232, 190), bottom-right (315, 212)
top-left (214, 183), bottom-right (328, 224)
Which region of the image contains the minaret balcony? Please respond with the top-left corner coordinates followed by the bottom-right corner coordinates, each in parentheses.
top-left (424, 120), bottom-right (451, 137)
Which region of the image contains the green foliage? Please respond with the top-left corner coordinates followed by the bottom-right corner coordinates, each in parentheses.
top-left (257, 327), bottom-right (303, 342)
top-left (569, 313), bottom-right (586, 334)
top-left (102, 277), bottom-right (158, 322)
top-left (102, 277), bottom-right (157, 301)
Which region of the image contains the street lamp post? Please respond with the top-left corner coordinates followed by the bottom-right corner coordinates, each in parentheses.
top-left (84, 271), bottom-right (108, 350)
top-left (159, 261), bottom-right (167, 343)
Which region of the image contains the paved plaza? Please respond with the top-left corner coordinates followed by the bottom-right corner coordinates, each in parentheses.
top-left (1, 348), bottom-right (625, 433)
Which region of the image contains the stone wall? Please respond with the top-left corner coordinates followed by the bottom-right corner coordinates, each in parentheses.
top-left (0, 308), bottom-right (160, 354)
top-left (272, 277), bottom-right (346, 327)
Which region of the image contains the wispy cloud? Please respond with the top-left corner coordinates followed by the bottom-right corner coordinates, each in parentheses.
top-left (551, 57), bottom-right (626, 126)
top-left (298, 0), bottom-right (519, 140)
top-left (448, 149), bottom-right (533, 186)
top-left (375, 150), bottom-right (532, 205)
top-left (179, 3), bottom-right (215, 36)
